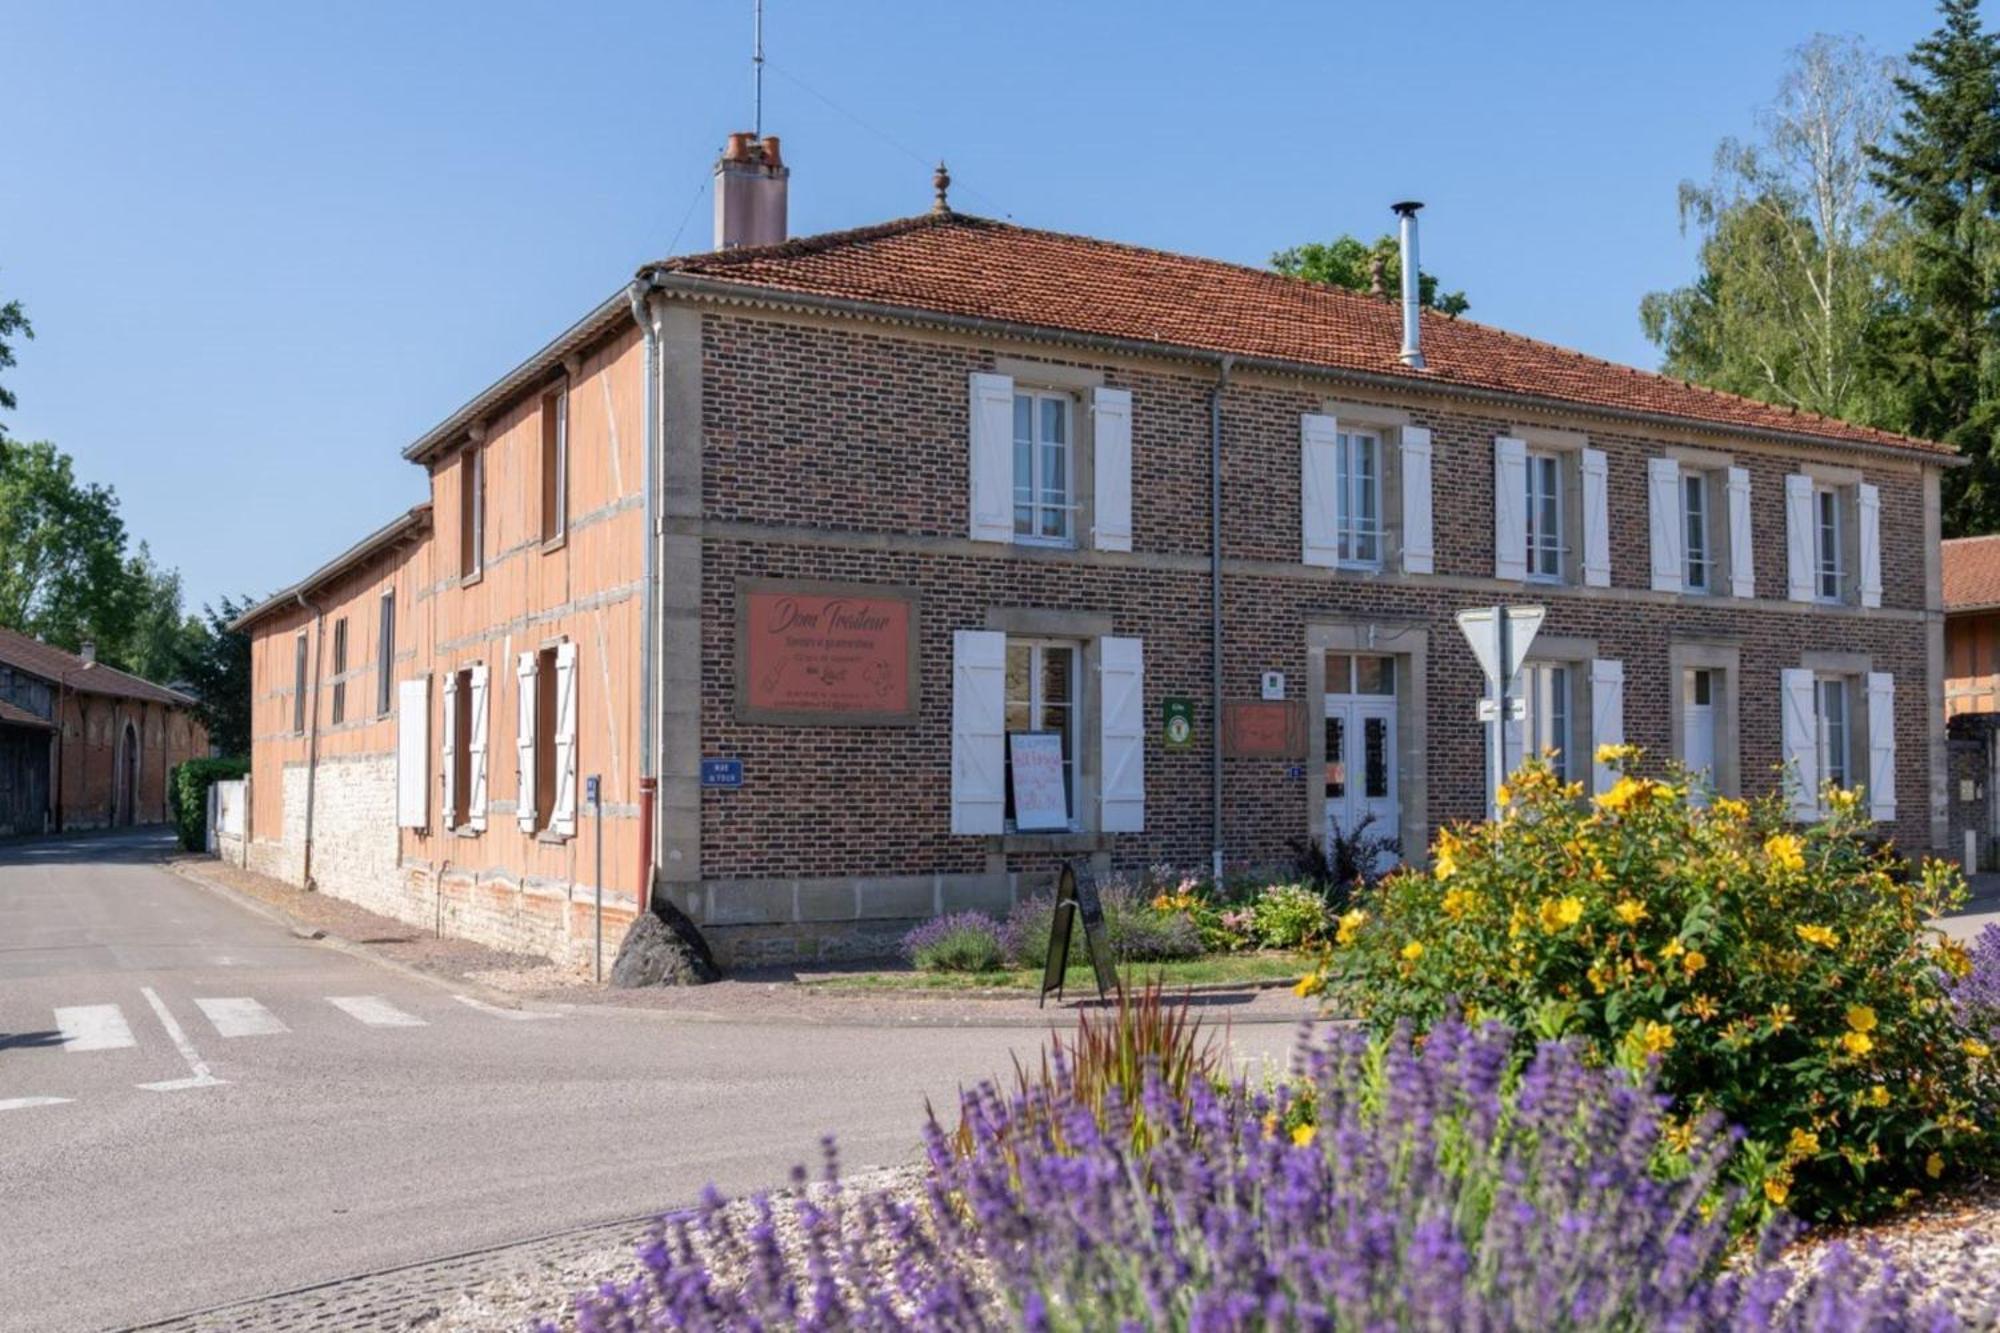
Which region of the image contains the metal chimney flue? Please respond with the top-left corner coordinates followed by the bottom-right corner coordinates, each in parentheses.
top-left (1391, 201), bottom-right (1425, 369)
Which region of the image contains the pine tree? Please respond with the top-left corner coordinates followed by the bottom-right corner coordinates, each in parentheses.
top-left (1868, 0), bottom-right (2000, 534)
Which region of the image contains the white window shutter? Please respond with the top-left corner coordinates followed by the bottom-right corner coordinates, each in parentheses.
top-left (553, 642), bottom-right (579, 837)
top-left (1647, 457), bottom-right (1683, 593)
top-left (1099, 636), bottom-right (1145, 833)
top-left (396, 677), bottom-right (429, 829)
top-left (1300, 413), bottom-right (1340, 567)
top-left (1091, 386), bottom-right (1133, 553)
top-left (1781, 667), bottom-right (1819, 819)
top-left (968, 372), bottom-right (1015, 543)
top-left (515, 651), bottom-right (538, 832)
top-left (1726, 466), bottom-right (1755, 598)
top-left (1399, 426), bottom-right (1434, 574)
top-left (1866, 671), bottom-right (1895, 822)
top-left (1858, 482), bottom-right (1882, 608)
top-left (1580, 447), bottom-right (1611, 587)
top-left (440, 670), bottom-right (458, 828)
top-left (950, 630), bottom-right (1006, 835)
top-left (1493, 436), bottom-right (1529, 581)
top-left (1785, 474), bottom-right (1816, 602)
top-left (1589, 659), bottom-right (1625, 795)
top-left (468, 663), bottom-right (489, 832)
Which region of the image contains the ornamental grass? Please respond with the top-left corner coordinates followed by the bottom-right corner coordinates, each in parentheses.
top-left (1299, 749), bottom-right (1998, 1224)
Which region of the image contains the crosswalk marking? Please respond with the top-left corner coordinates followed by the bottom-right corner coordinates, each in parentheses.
top-left (327, 995), bottom-right (426, 1028)
top-left (195, 997), bottom-right (289, 1039)
top-left (55, 1004), bottom-right (134, 1052)
top-left (0, 1097), bottom-right (72, 1112)
top-left (452, 995), bottom-right (560, 1021)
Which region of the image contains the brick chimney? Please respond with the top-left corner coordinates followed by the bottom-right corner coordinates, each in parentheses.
top-left (712, 132), bottom-right (789, 250)
top-left (79, 640), bottom-right (96, 666)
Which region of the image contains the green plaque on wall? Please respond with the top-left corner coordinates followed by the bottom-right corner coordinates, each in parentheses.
top-left (1162, 697), bottom-right (1194, 751)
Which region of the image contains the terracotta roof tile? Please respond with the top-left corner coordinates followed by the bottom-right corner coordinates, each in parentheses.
top-left (653, 213), bottom-right (1952, 458)
top-left (1945, 535), bottom-right (2000, 611)
top-left (0, 626), bottom-right (195, 706)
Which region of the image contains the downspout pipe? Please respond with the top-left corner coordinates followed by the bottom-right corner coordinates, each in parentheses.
top-left (627, 278), bottom-right (661, 915)
top-left (1210, 356), bottom-right (1233, 881)
top-left (297, 591), bottom-right (325, 891)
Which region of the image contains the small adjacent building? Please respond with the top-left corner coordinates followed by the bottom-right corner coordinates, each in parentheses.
top-left (0, 627), bottom-right (209, 836)
top-left (236, 136), bottom-right (1955, 971)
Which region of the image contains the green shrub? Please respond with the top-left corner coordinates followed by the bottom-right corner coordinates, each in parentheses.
top-left (1250, 882), bottom-right (1329, 949)
top-left (1299, 750), bottom-right (1996, 1224)
top-left (1002, 880), bottom-right (1203, 967)
top-left (900, 911), bottom-right (1006, 973)
top-left (169, 757), bottom-right (248, 853)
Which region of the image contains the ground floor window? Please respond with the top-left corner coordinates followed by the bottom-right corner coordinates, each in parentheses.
top-left (1004, 640), bottom-right (1077, 829)
top-left (1682, 667), bottom-right (1719, 801)
top-left (450, 666), bottom-right (474, 829)
top-left (1817, 676), bottom-right (1850, 791)
top-left (1509, 661), bottom-right (1572, 784)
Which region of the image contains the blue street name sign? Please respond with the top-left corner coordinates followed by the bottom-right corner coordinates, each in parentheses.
top-left (700, 758), bottom-right (744, 789)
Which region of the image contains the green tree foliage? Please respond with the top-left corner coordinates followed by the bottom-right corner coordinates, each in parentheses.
top-left (177, 597), bottom-right (252, 757)
top-left (1271, 234), bottom-right (1469, 317)
top-left (0, 278), bottom-right (30, 421)
top-left (1640, 36), bottom-right (1898, 423)
top-left (0, 438), bottom-right (138, 657)
top-left (1868, 0), bottom-right (2000, 534)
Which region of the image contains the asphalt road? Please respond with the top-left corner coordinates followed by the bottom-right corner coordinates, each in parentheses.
top-left (0, 832), bottom-right (1295, 1332)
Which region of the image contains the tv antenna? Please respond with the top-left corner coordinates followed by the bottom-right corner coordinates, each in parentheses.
top-left (753, 0), bottom-right (765, 138)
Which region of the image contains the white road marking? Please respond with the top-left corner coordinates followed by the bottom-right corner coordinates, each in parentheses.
top-left (328, 996), bottom-right (426, 1028)
top-left (195, 997), bottom-right (289, 1038)
top-left (452, 995), bottom-right (560, 1021)
top-left (0, 1097), bottom-right (72, 1112)
top-left (137, 987), bottom-right (225, 1092)
top-left (55, 1004), bottom-right (134, 1052)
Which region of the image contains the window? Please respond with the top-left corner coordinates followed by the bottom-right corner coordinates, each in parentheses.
top-left (540, 385), bottom-right (567, 546)
top-left (1817, 677), bottom-right (1850, 790)
top-left (534, 646), bottom-right (558, 830)
top-left (1517, 662), bottom-right (1571, 784)
top-left (1335, 430), bottom-right (1383, 568)
top-left (451, 666), bottom-right (474, 828)
top-left (1012, 391), bottom-right (1073, 545)
top-left (330, 618), bottom-right (348, 725)
top-left (376, 590), bottom-right (395, 718)
top-left (1684, 473), bottom-right (1711, 592)
top-left (1815, 485), bottom-right (1843, 602)
top-left (1525, 451), bottom-right (1563, 580)
top-left (1003, 640), bottom-right (1077, 827)
top-left (460, 446), bottom-right (484, 580)
top-left (292, 633), bottom-right (308, 735)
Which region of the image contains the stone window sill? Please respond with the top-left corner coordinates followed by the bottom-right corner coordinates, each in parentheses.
top-left (996, 831), bottom-right (1110, 855)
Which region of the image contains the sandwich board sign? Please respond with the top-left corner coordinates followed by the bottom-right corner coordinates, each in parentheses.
top-left (1456, 605), bottom-right (1545, 820)
top-left (1039, 862), bottom-right (1118, 1008)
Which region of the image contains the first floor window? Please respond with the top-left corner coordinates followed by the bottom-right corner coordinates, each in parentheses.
top-left (292, 633), bottom-right (308, 734)
top-left (1335, 430), bottom-right (1383, 567)
top-left (376, 590), bottom-right (396, 718)
top-left (1525, 452), bottom-right (1563, 580)
top-left (330, 617), bottom-right (348, 725)
top-left (460, 446), bottom-right (485, 579)
top-left (1815, 486), bottom-right (1843, 602)
top-left (541, 385), bottom-right (568, 545)
top-left (1012, 391), bottom-right (1072, 544)
top-left (1817, 676), bottom-right (1850, 790)
top-left (1684, 472), bottom-right (1711, 591)
top-left (1004, 640), bottom-right (1077, 827)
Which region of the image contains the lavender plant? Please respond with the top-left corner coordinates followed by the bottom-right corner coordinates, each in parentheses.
top-left (1947, 923), bottom-right (2000, 1045)
top-left (1000, 880), bottom-right (1201, 968)
top-left (550, 1017), bottom-right (1964, 1331)
top-left (900, 911), bottom-right (1006, 973)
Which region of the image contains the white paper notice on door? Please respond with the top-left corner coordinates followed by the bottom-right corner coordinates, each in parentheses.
top-left (1008, 732), bottom-right (1069, 832)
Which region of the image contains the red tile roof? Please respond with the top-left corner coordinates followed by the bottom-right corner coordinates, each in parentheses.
top-left (0, 626), bottom-right (195, 706)
top-left (651, 213), bottom-right (1952, 459)
top-left (1945, 535), bottom-right (2000, 611)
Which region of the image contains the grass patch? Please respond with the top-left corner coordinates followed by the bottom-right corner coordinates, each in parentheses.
top-left (803, 951), bottom-right (1309, 994)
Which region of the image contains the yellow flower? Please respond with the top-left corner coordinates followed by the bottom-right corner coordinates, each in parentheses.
top-left (1765, 833), bottom-right (1806, 874)
top-left (1845, 1005), bottom-right (1878, 1034)
top-left (1614, 899), bottom-right (1648, 927)
top-left (1336, 909), bottom-right (1367, 947)
top-left (1496, 782), bottom-right (1513, 807)
top-left (1926, 1152), bottom-right (1945, 1180)
top-left (1788, 1127), bottom-right (1821, 1159)
top-left (1712, 797), bottom-right (1749, 821)
top-left (1538, 896), bottom-right (1585, 934)
top-left (1964, 1038), bottom-right (1992, 1060)
top-left (1826, 787), bottom-right (1860, 812)
top-left (1769, 1004), bottom-right (1795, 1032)
top-left (1587, 963), bottom-right (1613, 995)
top-left (1764, 1178), bottom-right (1790, 1206)
top-left (1596, 776), bottom-right (1649, 813)
top-left (1293, 972), bottom-right (1326, 999)
top-left (1840, 1030), bottom-right (1875, 1057)
top-left (1291, 1124), bottom-right (1317, 1148)
top-left (1940, 942), bottom-right (1974, 979)
top-left (1637, 1020), bottom-right (1676, 1055)
top-left (1864, 1085), bottom-right (1891, 1108)
top-left (1441, 886), bottom-right (1479, 919)
top-left (1401, 940), bottom-right (1425, 962)
top-left (1660, 938), bottom-right (1686, 962)
top-left (1689, 994), bottom-right (1719, 1021)
top-left (1435, 850), bottom-right (1459, 882)
top-left (1795, 924), bottom-right (1840, 950)
top-left (1682, 950), bottom-right (1707, 976)
top-left (1594, 742), bottom-right (1638, 766)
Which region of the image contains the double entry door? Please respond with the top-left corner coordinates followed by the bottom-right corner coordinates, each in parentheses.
top-left (1323, 695), bottom-right (1398, 869)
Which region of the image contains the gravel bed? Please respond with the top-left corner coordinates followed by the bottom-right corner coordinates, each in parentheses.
top-left (1774, 1180), bottom-right (2000, 1329)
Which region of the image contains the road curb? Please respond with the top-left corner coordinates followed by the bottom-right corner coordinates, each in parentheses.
top-left (163, 858), bottom-right (534, 1012)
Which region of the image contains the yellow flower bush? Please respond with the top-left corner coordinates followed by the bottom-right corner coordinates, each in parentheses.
top-left (1303, 749), bottom-right (1996, 1224)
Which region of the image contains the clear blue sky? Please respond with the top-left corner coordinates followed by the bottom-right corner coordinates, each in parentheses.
top-left (0, 0), bottom-right (1946, 613)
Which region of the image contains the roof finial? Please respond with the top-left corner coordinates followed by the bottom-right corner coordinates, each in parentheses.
top-left (932, 160), bottom-right (952, 215)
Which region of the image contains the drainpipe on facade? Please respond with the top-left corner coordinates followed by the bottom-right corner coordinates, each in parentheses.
top-left (1210, 356), bottom-right (1233, 881)
top-left (627, 278), bottom-right (662, 915)
top-left (296, 591), bottom-right (325, 891)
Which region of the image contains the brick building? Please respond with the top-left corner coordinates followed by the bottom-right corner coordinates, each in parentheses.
top-left (0, 627), bottom-right (209, 836)
top-left (1940, 535), bottom-right (2000, 866)
top-left (237, 142), bottom-right (1954, 969)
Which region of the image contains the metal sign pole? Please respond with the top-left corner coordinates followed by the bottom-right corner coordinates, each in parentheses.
top-left (1488, 607), bottom-right (1507, 821)
top-left (590, 775), bottom-right (604, 984)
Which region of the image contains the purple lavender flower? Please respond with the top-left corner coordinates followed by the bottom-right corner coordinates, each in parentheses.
top-left (900, 911), bottom-right (1006, 972)
top-left (1947, 923), bottom-right (2000, 1044)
